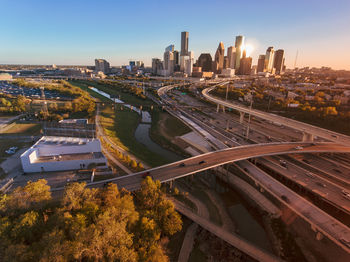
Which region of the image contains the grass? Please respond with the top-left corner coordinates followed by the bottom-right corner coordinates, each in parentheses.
top-left (99, 105), bottom-right (169, 167)
top-left (68, 80), bottom-right (110, 103)
top-left (188, 243), bottom-right (207, 262)
top-left (149, 111), bottom-right (191, 158)
top-left (71, 79), bottom-right (155, 106)
top-left (71, 79), bottom-right (189, 167)
top-left (191, 188), bottom-right (222, 226)
top-left (167, 217), bottom-right (193, 262)
top-left (0, 122), bottom-right (42, 135)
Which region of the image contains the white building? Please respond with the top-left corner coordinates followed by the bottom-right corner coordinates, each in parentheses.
top-left (21, 136), bottom-right (107, 173)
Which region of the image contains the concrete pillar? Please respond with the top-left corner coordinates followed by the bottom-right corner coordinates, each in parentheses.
top-left (216, 104), bottom-right (220, 113)
top-left (302, 132), bottom-right (314, 142)
top-left (169, 180), bottom-right (173, 189)
top-left (222, 105), bottom-right (225, 114)
top-left (239, 111), bottom-right (245, 124)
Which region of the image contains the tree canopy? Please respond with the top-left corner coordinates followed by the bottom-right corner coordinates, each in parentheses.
top-left (0, 178), bottom-right (182, 262)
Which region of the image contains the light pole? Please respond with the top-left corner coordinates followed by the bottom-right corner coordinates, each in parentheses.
top-left (245, 93), bottom-right (253, 140)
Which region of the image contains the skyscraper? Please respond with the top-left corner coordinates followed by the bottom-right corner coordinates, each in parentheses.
top-left (163, 49), bottom-right (174, 76)
top-left (95, 59), bottom-right (110, 74)
top-left (227, 46), bottom-right (236, 69)
top-left (239, 50), bottom-right (252, 75)
top-left (257, 55), bottom-right (265, 73)
top-left (264, 47), bottom-right (275, 73)
top-left (273, 49), bottom-right (285, 74)
top-left (181, 31), bottom-right (189, 56)
top-left (152, 58), bottom-right (163, 75)
top-left (165, 45), bottom-right (175, 52)
top-left (234, 35), bottom-right (245, 70)
top-left (173, 50), bottom-right (180, 71)
top-left (214, 42), bottom-right (225, 73)
top-left (197, 53), bottom-right (213, 72)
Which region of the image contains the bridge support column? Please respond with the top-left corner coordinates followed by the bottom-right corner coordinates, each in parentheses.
top-left (222, 105), bottom-right (225, 114)
top-left (239, 111), bottom-right (245, 124)
top-left (169, 180), bottom-right (173, 189)
top-left (302, 132), bottom-right (314, 142)
top-left (216, 104), bottom-right (220, 113)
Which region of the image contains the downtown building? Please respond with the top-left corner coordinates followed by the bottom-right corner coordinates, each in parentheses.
top-left (234, 35), bottom-right (245, 70)
top-left (213, 42), bottom-right (225, 74)
top-left (264, 47), bottom-right (275, 73)
top-left (273, 49), bottom-right (285, 74)
top-left (95, 59), bottom-right (110, 74)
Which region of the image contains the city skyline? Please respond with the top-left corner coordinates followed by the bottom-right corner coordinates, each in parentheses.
top-left (1, 0), bottom-right (350, 70)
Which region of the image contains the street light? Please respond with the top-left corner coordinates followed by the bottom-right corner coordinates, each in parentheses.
top-left (245, 92), bottom-right (254, 140)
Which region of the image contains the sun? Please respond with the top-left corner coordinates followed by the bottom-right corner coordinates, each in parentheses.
top-left (244, 44), bottom-right (254, 57)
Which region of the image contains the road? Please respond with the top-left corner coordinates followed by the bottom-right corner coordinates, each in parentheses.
top-left (202, 85), bottom-right (350, 146)
top-left (173, 198), bottom-right (282, 262)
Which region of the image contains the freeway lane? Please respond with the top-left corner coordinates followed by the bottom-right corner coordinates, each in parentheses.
top-left (87, 142), bottom-right (350, 190)
top-left (202, 86), bottom-right (350, 147)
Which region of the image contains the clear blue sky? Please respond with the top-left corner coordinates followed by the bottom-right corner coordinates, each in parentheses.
top-left (1, 0), bottom-right (349, 69)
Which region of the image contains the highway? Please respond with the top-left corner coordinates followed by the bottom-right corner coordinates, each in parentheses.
top-left (202, 85), bottom-right (350, 147)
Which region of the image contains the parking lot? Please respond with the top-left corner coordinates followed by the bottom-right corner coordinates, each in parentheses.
top-left (0, 81), bottom-right (72, 100)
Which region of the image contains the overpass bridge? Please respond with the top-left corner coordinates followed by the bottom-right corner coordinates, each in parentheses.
top-left (202, 84), bottom-right (350, 146)
top-left (76, 142), bottom-right (350, 256)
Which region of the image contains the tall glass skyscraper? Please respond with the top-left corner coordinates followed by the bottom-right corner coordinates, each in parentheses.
top-left (181, 31), bottom-right (189, 56)
top-left (234, 35), bottom-right (245, 70)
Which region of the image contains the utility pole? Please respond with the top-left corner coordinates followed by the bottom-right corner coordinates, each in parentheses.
top-left (245, 94), bottom-right (253, 140)
top-left (225, 84), bottom-right (229, 101)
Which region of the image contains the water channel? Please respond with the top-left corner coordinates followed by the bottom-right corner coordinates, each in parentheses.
top-left (90, 87), bottom-right (181, 162)
top-left (91, 86), bottom-right (273, 251)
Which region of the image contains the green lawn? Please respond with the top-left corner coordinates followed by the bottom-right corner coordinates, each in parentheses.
top-left (0, 122), bottom-right (42, 135)
top-left (99, 105), bottom-right (169, 167)
top-left (68, 80), bottom-right (111, 103)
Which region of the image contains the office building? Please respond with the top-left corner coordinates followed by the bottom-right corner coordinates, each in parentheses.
top-left (234, 35), bottom-right (245, 69)
top-left (181, 31), bottom-right (189, 56)
top-left (227, 46), bottom-right (236, 69)
top-left (214, 42), bottom-right (225, 74)
top-left (264, 47), bottom-right (275, 73)
top-left (197, 53), bottom-right (213, 72)
top-left (21, 136), bottom-right (107, 173)
top-left (273, 49), bottom-right (285, 74)
top-left (173, 50), bottom-right (180, 71)
top-left (95, 59), bottom-right (110, 74)
top-left (165, 45), bottom-right (175, 52)
top-left (257, 55), bottom-right (265, 73)
top-left (239, 50), bottom-right (252, 75)
top-left (223, 56), bottom-right (229, 69)
top-left (152, 58), bottom-right (163, 75)
top-left (184, 51), bottom-right (194, 76)
top-left (163, 50), bottom-right (174, 76)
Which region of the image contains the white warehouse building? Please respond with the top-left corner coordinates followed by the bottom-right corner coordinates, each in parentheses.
top-left (21, 136), bottom-right (108, 173)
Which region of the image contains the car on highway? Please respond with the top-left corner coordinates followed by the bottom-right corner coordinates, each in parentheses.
top-left (281, 195), bottom-right (290, 203)
top-left (342, 193), bottom-right (350, 201)
top-left (306, 172), bottom-right (315, 178)
top-left (179, 163), bottom-right (186, 167)
top-left (279, 160), bottom-right (287, 167)
top-left (198, 160), bottom-right (206, 165)
top-left (316, 182), bottom-right (327, 188)
top-left (294, 146), bottom-right (303, 150)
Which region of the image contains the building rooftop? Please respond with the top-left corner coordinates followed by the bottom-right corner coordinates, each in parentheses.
top-left (34, 136), bottom-right (95, 147)
top-left (33, 152), bottom-right (104, 163)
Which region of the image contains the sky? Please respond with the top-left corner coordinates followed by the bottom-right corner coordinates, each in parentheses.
top-left (1, 0), bottom-right (350, 70)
